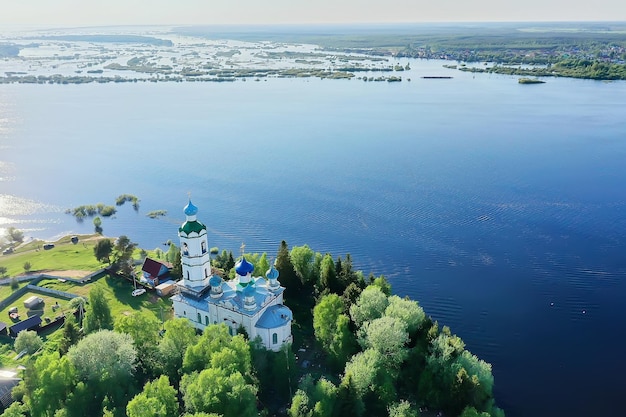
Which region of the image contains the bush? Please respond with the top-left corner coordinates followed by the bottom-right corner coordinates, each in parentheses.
top-left (10, 278), bottom-right (18, 290)
top-left (14, 330), bottom-right (43, 354)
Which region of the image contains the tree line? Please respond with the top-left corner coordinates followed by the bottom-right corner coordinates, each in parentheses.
top-left (3, 240), bottom-right (505, 417)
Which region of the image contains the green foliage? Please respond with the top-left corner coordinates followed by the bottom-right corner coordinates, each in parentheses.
top-left (388, 400), bottom-right (418, 417)
top-left (313, 294), bottom-right (356, 368)
top-left (349, 285), bottom-right (389, 328)
top-left (0, 401), bottom-right (27, 417)
top-left (93, 239), bottom-right (113, 264)
top-left (371, 276), bottom-right (391, 296)
top-left (183, 324), bottom-right (251, 377)
top-left (358, 316), bottom-right (409, 368)
top-left (14, 330), bottom-right (43, 354)
top-left (384, 296), bottom-right (426, 337)
top-left (83, 286), bottom-right (114, 334)
top-left (127, 375), bottom-right (178, 417)
top-left (290, 245), bottom-right (319, 286)
top-left (181, 367), bottom-right (257, 417)
top-left (113, 235), bottom-right (137, 276)
top-left (23, 261), bottom-right (31, 273)
top-left (67, 330), bottom-right (136, 384)
top-left (288, 377), bottom-right (337, 417)
top-left (115, 312), bottom-right (161, 378)
top-left (58, 319), bottom-right (81, 356)
top-left (24, 352), bottom-right (76, 417)
top-left (157, 318), bottom-right (198, 384)
top-left (10, 277), bottom-right (18, 289)
top-left (275, 241), bottom-right (301, 296)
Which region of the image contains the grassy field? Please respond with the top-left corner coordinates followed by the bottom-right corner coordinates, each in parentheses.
top-left (0, 234), bottom-right (109, 277)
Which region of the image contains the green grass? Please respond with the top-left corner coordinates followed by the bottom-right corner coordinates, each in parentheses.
top-left (0, 234), bottom-right (109, 277)
top-left (0, 291), bottom-right (71, 324)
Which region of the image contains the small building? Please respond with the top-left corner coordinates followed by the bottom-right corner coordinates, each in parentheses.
top-left (141, 258), bottom-right (171, 287)
top-left (0, 323), bottom-right (7, 336)
top-left (23, 296), bottom-right (43, 309)
top-left (156, 280), bottom-right (176, 296)
top-left (9, 315), bottom-right (42, 337)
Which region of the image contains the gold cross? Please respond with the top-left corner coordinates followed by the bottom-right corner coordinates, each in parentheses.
top-left (240, 242), bottom-right (246, 256)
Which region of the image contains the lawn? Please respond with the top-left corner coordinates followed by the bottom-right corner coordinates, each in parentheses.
top-left (0, 234), bottom-right (109, 277)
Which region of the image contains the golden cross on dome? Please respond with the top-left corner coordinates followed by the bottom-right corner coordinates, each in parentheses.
top-left (240, 242), bottom-right (246, 256)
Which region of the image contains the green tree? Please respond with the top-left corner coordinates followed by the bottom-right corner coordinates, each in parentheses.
top-left (319, 254), bottom-right (338, 293)
top-left (14, 330), bottom-right (43, 354)
top-left (254, 252), bottom-right (270, 278)
top-left (83, 286), bottom-right (114, 334)
top-left (58, 318), bottom-right (81, 356)
top-left (358, 316), bottom-right (409, 368)
top-left (0, 402), bottom-right (27, 417)
top-left (23, 261), bottom-right (31, 274)
top-left (313, 294), bottom-right (356, 368)
top-left (127, 375), bottom-right (179, 417)
top-left (67, 330), bottom-right (136, 384)
top-left (93, 239), bottom-right (113, 264)
top-left (349, 285), bottom-right (389, 328)
top-left (181, 367), bottom-right (257, 417)
top-left (183, 324), bottom-right (251, 377)
top-left (0, 266), bottom-right (8, 278)
top-left (113, 235), bottom-right (137, 275)
top-left (158, 318), bottom-right (198, 383)
top-left (115, 312), bottom-right (161, 379)
top-left (290, 245), bottom-right (318, 286)
top-left (275, 240), bottom-right (301, 295)
top-left (24, 353), bottom-right (76, 417)
top-left (343, 348), bottom-right (396, 415)
top-left (388, 400), bottom-right (419, 417)
top-left (385, 296), bottom-right (426, 338)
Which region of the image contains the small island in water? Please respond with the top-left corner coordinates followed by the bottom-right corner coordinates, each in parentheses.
top-left (518, 77), bottom-right (546, 84)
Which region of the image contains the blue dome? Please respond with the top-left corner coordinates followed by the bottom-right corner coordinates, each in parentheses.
top-left (243, 284), bottom-right (256, 297)
top-left (183, 199), bottom-right (198, 216)
top-left (266, 265), bottom-right (279, 280)
top-left (209, 275), bottom-right (222, 288)
top-left (235, 256), bottom-right (254, 276)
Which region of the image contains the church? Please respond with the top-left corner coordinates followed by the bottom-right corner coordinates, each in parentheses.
top-left (170, 199), bottom-right (293, 351)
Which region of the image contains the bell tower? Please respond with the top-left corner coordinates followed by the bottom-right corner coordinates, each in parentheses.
top-left (178, 199), bottom-right (212, 288)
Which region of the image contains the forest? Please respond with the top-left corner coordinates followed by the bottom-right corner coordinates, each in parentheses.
top-left (1, 239), bottom-right (504, 417)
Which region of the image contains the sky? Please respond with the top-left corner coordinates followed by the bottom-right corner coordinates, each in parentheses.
top-left (1, 0), bottom-right (625, 28)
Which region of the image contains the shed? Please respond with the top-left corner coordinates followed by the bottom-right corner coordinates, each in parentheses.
top-left (9, 315), bottom-right (42, 337)
top-left (156, 280), bottom-right (176, 296)
top-left (23, 296), bottom-right (43, 309)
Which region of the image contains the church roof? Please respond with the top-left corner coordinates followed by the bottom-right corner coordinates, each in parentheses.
top-left (184, 199), bottom-right (198, 216)
top-left (179, 220), bottom-right (206, 235)
top-left (255, 305), bottom-right (293, 329)
top-left (235, 256), bottom-right (254, 276)
top-left (266, 265), bottom-right (279, 280)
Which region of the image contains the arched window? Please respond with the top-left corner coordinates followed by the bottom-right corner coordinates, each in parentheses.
top-left (183, 243), bottom-right (189, 256)
top-left (197, 312), bottom-right (201, 323)
top-left (186, 271), bottom-right (190, 279)
top-left (204, 268), bottom-right (208, 278)
top-left (201, 241), bottom-right (207, 254)
top-left (272, 333), bottom-right (278, 345)
top-left (205, 316), bottom-right (209, 325)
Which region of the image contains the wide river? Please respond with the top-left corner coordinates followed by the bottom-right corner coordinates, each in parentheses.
top-left (1, 59), bottom-right (625, 416)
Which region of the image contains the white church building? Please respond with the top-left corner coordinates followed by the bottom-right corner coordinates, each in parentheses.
top-left (170, 199), bottom-right (293, 351)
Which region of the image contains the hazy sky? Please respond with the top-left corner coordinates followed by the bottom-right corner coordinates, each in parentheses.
top-left (2, 0), bottom-right (625, 27)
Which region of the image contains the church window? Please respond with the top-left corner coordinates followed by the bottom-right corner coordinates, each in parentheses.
top-left (205, 316), bottom-right (209, 325)
top-left (228, 326), bottom-right (234, 336)
top-left (197, 312), bottom-right (201, 323)
top-left (204, 268), bottom-right (208, 278)
top-left (201, 241), bottom-right (207, 254)
top-left (187, 271), bottom-right (190, 279)
top-left (183, 243), bottom-right (189, 256)
top-left (272, 333), bottom-right (278, 345)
